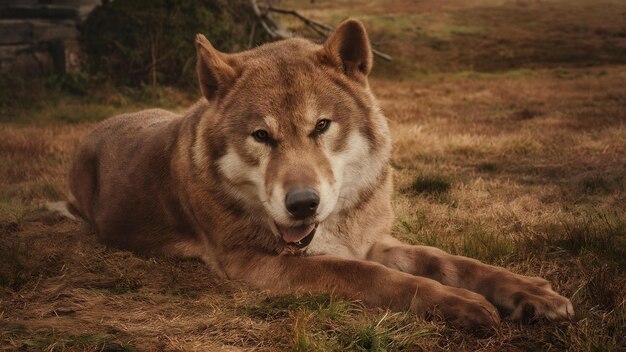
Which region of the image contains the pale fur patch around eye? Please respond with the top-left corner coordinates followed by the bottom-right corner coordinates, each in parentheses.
top-left (304, 97), bottom-right (321, 125)
top-left (320, 114), bottom-right (338, 139)
top-left (246, 134), bottom-right (272, 159)
top-left (262, 115), bottom-right (279, 137)
top-left (217, 146), bottom-right (268, 204)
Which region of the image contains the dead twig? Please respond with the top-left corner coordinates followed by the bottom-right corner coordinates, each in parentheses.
top-left (250, 0), bottom-right (292, 40)
top-left (250, 0), bottom-right (392, 61)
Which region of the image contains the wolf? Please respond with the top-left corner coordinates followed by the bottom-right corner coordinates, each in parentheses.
top-left (65, 20), bottom-right (573, 329)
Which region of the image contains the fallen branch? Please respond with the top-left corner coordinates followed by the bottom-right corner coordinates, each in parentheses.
top-left (250, 0), bottom-right (392, 61)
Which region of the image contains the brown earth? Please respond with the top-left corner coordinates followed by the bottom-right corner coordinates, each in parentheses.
top-left (1, 0), bottom-right (625, 351)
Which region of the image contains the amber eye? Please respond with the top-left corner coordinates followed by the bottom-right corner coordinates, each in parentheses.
top-left (315, 119), bottom-right (331, 134)
top-left (252, 129), bottom-right (270, 142)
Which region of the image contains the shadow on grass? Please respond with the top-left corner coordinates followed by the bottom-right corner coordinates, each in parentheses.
top-left (522, 212), bottom-right (626, 271)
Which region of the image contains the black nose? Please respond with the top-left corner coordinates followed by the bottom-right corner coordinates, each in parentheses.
top-left (285, 188), bottom-right (320, 220)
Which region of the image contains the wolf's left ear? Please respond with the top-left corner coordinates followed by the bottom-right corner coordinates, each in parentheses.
top-left (320, 19), bottom-right (373, 80)
top-left (195, 34), bottom-right (237, 101)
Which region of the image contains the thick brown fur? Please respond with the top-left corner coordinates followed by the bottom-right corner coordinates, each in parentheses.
top-left (67, 20), bottom-right (573, 329)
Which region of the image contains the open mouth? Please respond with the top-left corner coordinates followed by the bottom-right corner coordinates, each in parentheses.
top-left (275, 222), bottom-right (318, 249)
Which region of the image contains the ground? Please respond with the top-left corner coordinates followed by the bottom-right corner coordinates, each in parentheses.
top-left (1, 0), bottom-right (625, 351)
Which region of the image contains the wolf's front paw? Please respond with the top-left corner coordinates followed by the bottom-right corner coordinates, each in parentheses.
top-left (486, 271), bottom-right (574, 321)
top-left (427, 286), bottom-right (501, 330)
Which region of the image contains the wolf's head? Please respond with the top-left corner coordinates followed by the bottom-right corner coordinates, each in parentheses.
top-left (192, 20), bottom-right (391, 246)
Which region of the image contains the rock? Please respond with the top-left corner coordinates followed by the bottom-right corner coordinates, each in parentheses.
top-left (30, 19), bottom-right (77, 42)
top-left (0, 20), bottom-right (32, 44)
top-left (0, 1), bottom-right (39, 6)
top-left (0, 44), bottom-right (54, 76)
top-left (40, 0), bottom-right (101, 5)
top-left (0, 5), bottom-right (79, 20)
top-left (77, 3), bottom-right (99, 21)
top-left (0, 1), bottom-right (100, 75)
top-left (40, 0), bottom-right (103, 19)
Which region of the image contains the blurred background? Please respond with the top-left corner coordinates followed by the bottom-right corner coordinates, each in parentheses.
top-left (1, 1), bottom-right (625, 351)
top-left (1, 0), bottom-right (624, 120)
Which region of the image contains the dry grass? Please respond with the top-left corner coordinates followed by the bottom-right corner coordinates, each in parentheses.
top-left (2, 0), bottom-right (626, 350)
top-left (282, 0), bottom-right (626, 77)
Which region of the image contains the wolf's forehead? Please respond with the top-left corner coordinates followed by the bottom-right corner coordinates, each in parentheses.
top-left (262, 97), bottom-right (324, 126)
top-left (225, 47), bottom-right (369, 128)
top-left (241, 38), bottom-right (320, 63)
top-left (237, 69), bottom-right (331, 119)
top-left (245, 61), bottom-right (318, 92)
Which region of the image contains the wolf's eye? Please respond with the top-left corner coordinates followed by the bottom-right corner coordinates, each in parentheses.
top-left (315, 119), bottom-right (331, 134)
top-left (252, 129), bottom-right (270, 143)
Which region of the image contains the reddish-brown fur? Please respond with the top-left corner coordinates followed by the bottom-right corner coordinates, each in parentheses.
top-left (67, 20), bottom-right (573, 329)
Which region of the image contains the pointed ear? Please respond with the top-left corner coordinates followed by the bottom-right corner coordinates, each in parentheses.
top-left (195, 34), bottom-right (237, 101)
top-left (321, 19), bottom-right (373, 79)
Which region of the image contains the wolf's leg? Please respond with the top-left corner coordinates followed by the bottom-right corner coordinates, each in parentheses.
top-left (220, 252), bottom-right (499, 329)
top-left (367, 239), bottom-right (573, 321)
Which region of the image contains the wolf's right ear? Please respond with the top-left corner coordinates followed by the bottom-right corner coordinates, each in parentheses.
top-left (195, 34), bottom-right (237, 101)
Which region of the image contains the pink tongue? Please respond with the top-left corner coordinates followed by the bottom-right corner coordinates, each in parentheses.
top-left (280, 224), bottom-right (315, 243)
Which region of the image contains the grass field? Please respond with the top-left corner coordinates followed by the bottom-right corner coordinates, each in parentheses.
top-left (1, 0), bottom-right (625, 350)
